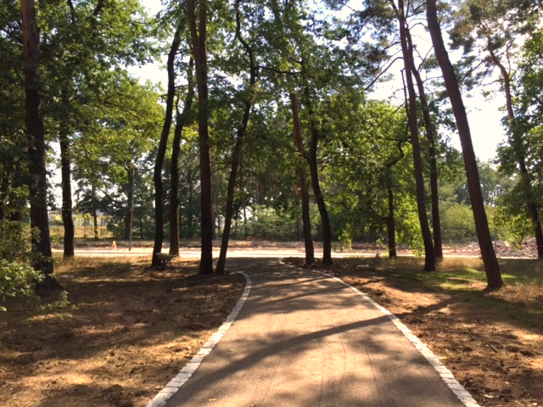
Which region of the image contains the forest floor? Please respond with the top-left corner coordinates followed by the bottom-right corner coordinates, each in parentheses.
top-left (1, 242), bottom-right (542, 407)
top-left (0, 257), bottom-right (245, 407)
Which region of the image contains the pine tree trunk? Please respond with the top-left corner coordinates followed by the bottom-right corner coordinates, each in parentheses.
top-left (216, 3), bottom-right (257, 274)
top-left (21, 0), bottom-right (59, 288)
top-left (91, 183), bottom-right (98, 240)
top-left (427, 0), bottom-right (502, 289)
top-left (405, 28), bottom-right (442, 258)
top-left (290, 92), bottom-right (314, 266)
top-left (188, 1), bottom-right (213, 275)
top-left (170, 60), bottom-right (195, 257)
top-left (59, 129), bottom-right (74, 257)
top-left (126, 166), bottom-right (134, 245)
top-left (302, 84), bottom-right (332, 265)
top-left (152, 26), bottom-right (181, 267)
top-left (398, 0), bottom-right (435, 271)
top-left (387, 183), bottom-right (397, 258)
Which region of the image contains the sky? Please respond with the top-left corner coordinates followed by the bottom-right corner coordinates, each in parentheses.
top-left (369, 77), bottom-right (507, 163)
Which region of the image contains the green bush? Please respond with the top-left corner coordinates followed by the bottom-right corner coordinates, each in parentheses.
top-left (249, 205), bottom-right (298, 241)
top-left (0, 260), bottom-right (43, 311)
top-left (441, 203), bottom-right (478, 243)
top-left (0, 220), bottom-right (32, 262)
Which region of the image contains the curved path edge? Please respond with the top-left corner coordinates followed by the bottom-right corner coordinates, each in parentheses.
top-left (146, 271), bottom-right (252, 407)
top-left (315, 269), bottom-right (480, 407)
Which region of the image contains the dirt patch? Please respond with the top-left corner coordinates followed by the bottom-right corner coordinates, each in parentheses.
top-left (0, 257), bottom-right (245, 407)
top-left (284, 257), bottom-right (543, 407)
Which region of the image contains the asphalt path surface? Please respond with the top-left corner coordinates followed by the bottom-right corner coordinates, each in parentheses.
top-left (150, 257), bottom-right (476, 407)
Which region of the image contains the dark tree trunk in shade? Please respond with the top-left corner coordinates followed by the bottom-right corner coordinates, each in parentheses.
top-left (170, 59), bottom-right (195, 257)
top-left (187, 0), bottom-right (213, 274)
top-left (427, 0), bottom-right (502, 289)
top-left (152, 26), bottom-right (181, 267)
top-left (21, 0), bottom-right (59, 288)
top-left (216, 1), bottom-right (257, 274)
top-left (386, 182), bottom-right (397, 258)
top-left (93, 207), bottom-right (98, 240)
top-left (187, 181), bottom-right (194, 239)
top-left (301, 77), bottom-right (332, 265)
top-left (405, 27), bottom-right (443, 258)
top-left (91, 183), bottom-right (98, 240)
top-left (125, 166), bottom-right (134, 243)
top-left (59, 128), bottom-right (74, 258)
top-left (398, 0), bottom-right (435, 271)
top-left (290, 92), bottom-right (314, 266)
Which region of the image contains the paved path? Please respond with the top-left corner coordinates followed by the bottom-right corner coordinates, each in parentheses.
top-left (150, 257), bottom-right (478, 407)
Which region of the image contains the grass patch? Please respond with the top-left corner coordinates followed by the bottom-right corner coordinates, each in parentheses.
top-left (332, 256), bottom-right (543, 328)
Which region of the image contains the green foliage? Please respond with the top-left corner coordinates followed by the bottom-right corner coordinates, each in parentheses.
top-left (0, 260), bottom-right (43, 311)
top-left (37, 290), bottom-right (77, 313)
top-left (248, 206), bottom-right (299, 241)
top-left (0, 221), bottom-right (33, 262)
top-left (440, 203), bottom-right (477, 243)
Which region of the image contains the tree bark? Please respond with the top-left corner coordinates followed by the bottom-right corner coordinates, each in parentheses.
top-left (216, 2), bottom-right (256, 274)
top-left (91, 183), bottom-right (98, 239)
top-left (398, 0), bottom-right (435, 271)
top-left (290, 92), bottom-right (314, 266)
top-left (487, 47), bottom-right (543, 259)
top-left (126, 166), bottom-right (135, 246)
top-left (302, 83), bottom-right (332, 265)
top-left (187, 177), bottom-right (194, 239)
top-left (21, 0), bottom-right (59, 288)
top-left (386, 183), bottom-right (397, 258)
top-left (427, 0), bottom-right (502, 289)
top-left (405, 25), bottom-right (443, 259)
top-left (151, 26), bottom-right (181, 267)
top-left (187, 0), bottom-right (213, 275)
top-left (59, 128), bottom-right (74, 257)
top-left (170, 59), bottom-right (195, 256)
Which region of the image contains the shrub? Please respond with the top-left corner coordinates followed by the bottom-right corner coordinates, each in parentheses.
top-left (0, 260), bottom-right (43, 311)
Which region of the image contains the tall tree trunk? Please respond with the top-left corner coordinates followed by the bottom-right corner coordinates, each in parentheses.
top-left (398, 0), bottom-right (435, 271)
top-left (385, 142), bottom-right (406, 258)
top-left (241, 169), bottom-right (248, 238)
top-left (187, 178), bottom-right (194, 239)
top-left (170, 59), bottom-right (195, 256)
top-left (91, 183), bottom-right (98, 239)
top-left (126, 166), bottom-right (135, 246)
top-left (187, 0), bottom-right (213, 275)
top-left (152, 26), bottom-right (181, 267)
top-left (487, 48), bottom-right (543, 259)
top-left (290, 92), bottom-right (314, 266)
top-left (405, 26), bottom-right (443, 259)
top-left (216, 1), bottom-right (257, 274)
top-left (427, 0), bottom-right (502, 289)
top-left (21, 0), bottom-right (58, 288)
top-left (59, 128), bottom-right (74, 257)
top-left (302, 83), bottom-right (332, 265)
top-left (93, 208), bottom-right (98, 240)
top-left (386, 183), bottom-right (397, 258)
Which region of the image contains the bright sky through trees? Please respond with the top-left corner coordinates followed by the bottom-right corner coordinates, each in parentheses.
top-left (134, 0), bottom-right (505, 162)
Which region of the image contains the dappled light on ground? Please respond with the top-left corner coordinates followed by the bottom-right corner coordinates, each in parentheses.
top-left (0, 257), bottom-right (244, 407)
top-left (285, 256), bottom-right (543, 406)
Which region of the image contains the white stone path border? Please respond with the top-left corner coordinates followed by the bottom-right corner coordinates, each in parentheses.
top-left (147, 261), bottom-right (480, 407)
top-left (146, 271), bottom-right (252, 407)
top-left (315, 270), bottom-right (480, 407)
